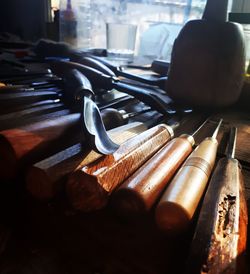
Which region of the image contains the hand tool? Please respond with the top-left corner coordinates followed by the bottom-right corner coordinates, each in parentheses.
top-left (0, 101), bottom-right (66, 131)
top-left (51, 61), bottom-right (174, 115)
top-left (166, 0), bottom-right (245, 107)
top-left (0, 68), bottom-right (53, 79)
top-left (100, 107), bottom-right (151, 130)
top-left (0, 75), bottom-right (61, 85)
top-left (0, 98), bottom-right (150, 181)
top-left (26, 121), bottom-right (147, 200)
top-left (0, 90), bottom-right (61, 107)
top-left (155, 119), bottom-right (223, 235)
top-left (98, 95), bottom-right (137, 111)
top-left (0, 99), bottom-right (61, 115)
top-left (150, 59), bottom-right (170, 76)
top-left (111, 118), bottom-right (208, 217)
top-left (0, 85), bottom-right (61, 93)
top-left (76, 56), bottom-right (167, 89)
top-left (186, 127), bottom-right (248, 274)
top-left (63, 68), bottom-right (119, 155)
top-left (66, 123), bottom-right (174, 212)
top-left (0, 112), bottom-right (82, 181)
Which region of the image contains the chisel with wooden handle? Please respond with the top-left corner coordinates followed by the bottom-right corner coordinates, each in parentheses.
top-left (66, 123), bottom-right (175, 212)
top-left (25, 121), bottom-right (147, 200)
top-left (155, 119), bottom-right (223, 235)
top-left (186, 127), bottom-right (248, 274)
top-left (111, 119), bottom-right (209, 217)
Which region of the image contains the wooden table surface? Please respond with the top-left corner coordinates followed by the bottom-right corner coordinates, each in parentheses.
top-left (0, 87), bottom-right (250, 274)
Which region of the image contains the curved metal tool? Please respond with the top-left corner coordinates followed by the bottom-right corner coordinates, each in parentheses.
top-left (81, 95), bottom-right (119, 154)
top-left (65, 69), bottom-right (119, 155)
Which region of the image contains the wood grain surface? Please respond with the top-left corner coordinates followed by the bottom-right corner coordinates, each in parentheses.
top-left (66, 124), bottom-right (173, 212)
top-left (186, 158), bottom-right (248, 274)
top-left (0, 113), bottom-right (81, 180)
top-left (111, 135), bottom-right (194, 216)
top-left (26, 122), bottom-right (147, 200)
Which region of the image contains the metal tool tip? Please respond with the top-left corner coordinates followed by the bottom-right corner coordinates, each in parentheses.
top-left (226, 127), bottom-right (237, 159)
top-left (212, 119), bottom-right (223, 139)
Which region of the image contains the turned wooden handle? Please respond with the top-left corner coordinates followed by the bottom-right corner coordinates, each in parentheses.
top-left (66, 124), bottom-right (174, 212)
top-left (25, 122), bottom-right (147, 200)
top-left (155, 137), bottom-right (218, 234)
top-left (0, 113), bottom-right (81, 181)
top-left (111, 134), bottom-right (194, 217)
top-left (186, 158), bottom-right (248, 274)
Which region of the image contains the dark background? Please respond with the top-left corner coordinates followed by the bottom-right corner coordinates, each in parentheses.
top-left (0, 0), bottom-right (47, 41)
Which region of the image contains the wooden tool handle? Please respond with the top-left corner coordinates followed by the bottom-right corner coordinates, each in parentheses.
top-left (0, 103), bottom-right (67, 131)
top-left (0, 113), bottom-right (81, 181)
top-left (66, 124), bottom-right (174, 212)
top-left (111, 134), bottom-right (194, 217)
top-left (186, 157), bottom-right (248, 274)
top-left (0, 91), bottom-right (60, 107)
top-left (155, 137), bottom-right (218, 234)
top-left (26, 122), bottom-right (147, 200)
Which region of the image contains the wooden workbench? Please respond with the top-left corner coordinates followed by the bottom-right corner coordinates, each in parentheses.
top-left (0, 106), bottom-right (249, 274)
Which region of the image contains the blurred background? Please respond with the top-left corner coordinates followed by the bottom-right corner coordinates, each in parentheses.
top-left (0, 0), bottom-right (244, 63)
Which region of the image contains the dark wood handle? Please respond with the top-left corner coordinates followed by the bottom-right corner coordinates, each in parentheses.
top-left (0, 113), bottom-right (81, 181)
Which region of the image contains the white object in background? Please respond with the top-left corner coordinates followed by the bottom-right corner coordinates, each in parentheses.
top-left (106, 23), bottom-right (138, 62)
top-left (232, 0), bottom-right (250, 12)
top-left (138, 23), bottom-right (169, 60)
top-left (231, 0), bottom-right (250, 62)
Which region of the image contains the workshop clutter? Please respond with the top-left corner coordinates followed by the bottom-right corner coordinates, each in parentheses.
top-left (0, 37), bottom-right (248, 273)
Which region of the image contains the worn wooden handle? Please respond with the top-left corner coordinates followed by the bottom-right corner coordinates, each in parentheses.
top-left (186, 158), bottom-right (248, 274)
top-left (111, 134), bottom-right (194, 217)
top-left (66, 124), bottom-right (174, 212)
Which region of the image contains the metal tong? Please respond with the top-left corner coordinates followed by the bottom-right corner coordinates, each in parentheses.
top-left (51, 60), bottom-right (181, 115)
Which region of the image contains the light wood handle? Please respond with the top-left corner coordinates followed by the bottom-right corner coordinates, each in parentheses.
top-left (111, 134), bottom-right (194, 217)
top-left (155, 137), bottom-right (218, 234)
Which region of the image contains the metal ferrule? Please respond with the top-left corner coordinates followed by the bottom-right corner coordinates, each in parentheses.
top-left (159, 124), bottom-right (174, 138)
top-left (179, 134), bottom-right (195, 147)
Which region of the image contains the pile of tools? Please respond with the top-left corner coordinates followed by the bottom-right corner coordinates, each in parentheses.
top-left (0, 43), bottom-right (248, 274)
